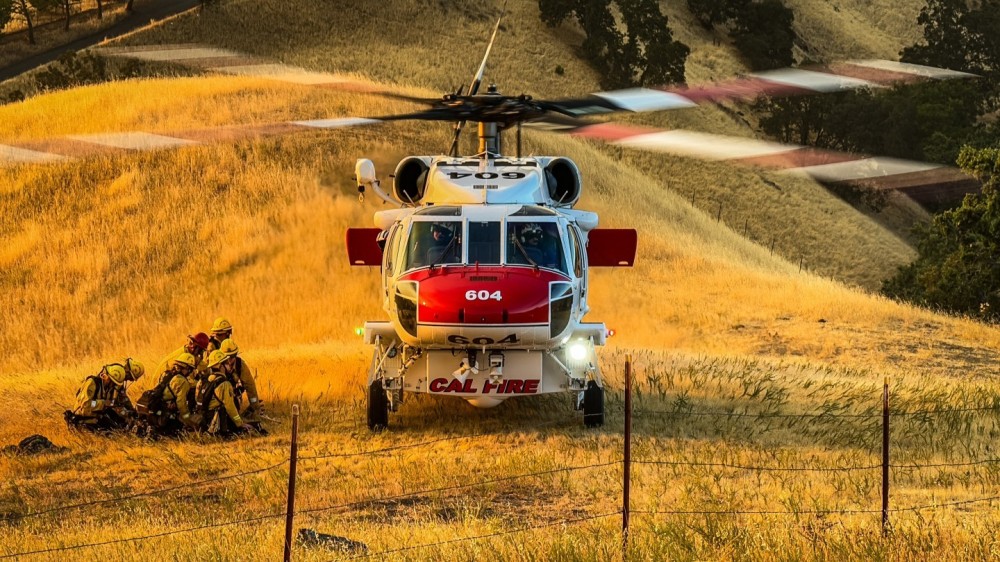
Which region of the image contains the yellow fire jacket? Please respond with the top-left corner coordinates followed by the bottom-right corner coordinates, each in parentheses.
top-left (231, 357), bottom-right (259, 407)
top-left (203, 374), bottom-right (243, 426)
top-left (72, 376), bottom-right (119, 417)
top-left (155, 346), bottom-right (209, 384)
top-left (162, 373), bottom-right (193, 421)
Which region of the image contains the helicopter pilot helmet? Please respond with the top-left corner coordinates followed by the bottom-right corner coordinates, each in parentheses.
top-left (431, 223), bottom-right (452, 235)
top-left (520, 223), bottom-right (543, 243)
top-left (430, 223), bottom-right (454, 243)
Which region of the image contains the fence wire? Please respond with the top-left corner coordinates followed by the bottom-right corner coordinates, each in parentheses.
top-left (1, 460), bottom-right (619, 559)
top-left (8, 457), bottom-right (288, 522)
top-left (632, 494), bottom-right (1000, 518)
top-left (635, 404), bottom-right (1000, 420)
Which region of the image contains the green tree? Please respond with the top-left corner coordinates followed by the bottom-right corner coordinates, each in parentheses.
top-left (730, 0), bottom-right (795, 70)
top-left (685, 0), bottom-right (794, 70)
top-left (0, 0), bottom-right (13, 32)
top-left (538, 0), bottom-right (688, 88)
top-left (882, 147), bottom-right (1000, 321)
top-left (687, 0), bottom-right (744, 30)
top-left (7, 0), bottom-right (58, 44)
top-left (902, 0), bottom-right (1000, 109)
top-left (620, 0), bottom-right (689, 85)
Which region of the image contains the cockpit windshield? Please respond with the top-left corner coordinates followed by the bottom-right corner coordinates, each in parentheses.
top-left (508, 222), bottom-right (565, 272)
top-left (405, 221), bottom-right (463, 270)
top-left (401, 219), bottom-right (567, 274)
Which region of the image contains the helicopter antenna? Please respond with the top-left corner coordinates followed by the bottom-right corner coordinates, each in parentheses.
top-left (449, 1), bottom-right (507, 157)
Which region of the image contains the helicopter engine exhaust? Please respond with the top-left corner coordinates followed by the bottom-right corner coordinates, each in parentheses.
top-left (393, 156), bottom-right (431, 204)
top-left (544, 158), bottom-right (582, 206)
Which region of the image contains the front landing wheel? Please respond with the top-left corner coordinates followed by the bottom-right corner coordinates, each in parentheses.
top-left (367, 380), bottom-right (389, 431)
top-left (583, 381), bottom-right (604, 428)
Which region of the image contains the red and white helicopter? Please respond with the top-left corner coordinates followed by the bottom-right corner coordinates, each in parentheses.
top-left (1, 9), bottom-right (977, 430)
top-left (347, 106), bottom-right (635, 429)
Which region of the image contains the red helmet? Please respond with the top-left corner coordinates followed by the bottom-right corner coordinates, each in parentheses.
top-left (188, 332), bottom-right (210, 351)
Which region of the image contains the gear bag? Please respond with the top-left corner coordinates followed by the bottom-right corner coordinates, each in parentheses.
top-left (135, 373), bottom-right (174, 419)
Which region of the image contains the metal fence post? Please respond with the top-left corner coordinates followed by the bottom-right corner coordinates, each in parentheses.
top-left (882, 378), bottom-right (890, 536)
top-left (623, 355), bottom-right (632, 561)
top-left (284, 404), bottom-right (300, 562)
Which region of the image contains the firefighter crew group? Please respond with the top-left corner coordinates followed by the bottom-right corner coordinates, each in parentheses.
top-left (64, 317), bottom-right (267, 438)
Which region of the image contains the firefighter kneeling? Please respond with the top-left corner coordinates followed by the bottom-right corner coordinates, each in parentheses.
top-left (65, 364), bottom-right (134, 432)
top-left (217, 338), bottom-right (266, 435)
top-left (197, 350), bottom-right (253, 437)
top-left (133, 353), bottom-right (201, 437)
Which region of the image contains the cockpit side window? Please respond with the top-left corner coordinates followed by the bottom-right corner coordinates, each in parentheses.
top-left (405, 221), bottom-right (462, 270)
top-left (468, 222), bottom-right (501, 265)
top-left (507, 222), bottom-right (566, 273)
top-left (384, 225), bottom-right (401, 276)
top-left (568, 225), bottom-right (585, 278)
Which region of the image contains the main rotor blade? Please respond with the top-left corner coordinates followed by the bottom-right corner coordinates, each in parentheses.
top-left (542, 120), bottom-right (979, 202)
top-left (94, 45), bottom-right (432, 105)
top-left (0, 117), bottom-right (383, 166)
top-left (450, 1), bottom-right (507, 156)
top-left (544, 60), bottom-right (976, 117)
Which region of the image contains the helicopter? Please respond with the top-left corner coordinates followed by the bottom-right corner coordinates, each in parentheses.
top-left (0, 10), bottom-right (977, 430)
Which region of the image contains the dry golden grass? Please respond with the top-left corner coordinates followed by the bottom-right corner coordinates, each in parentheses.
top-left (3, 0), bottom-right (1000, 560)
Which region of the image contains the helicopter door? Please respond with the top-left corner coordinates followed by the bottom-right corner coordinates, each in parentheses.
top-left (347, 228), bottom-right (383, 266)
top-left (587, 229), bottom-right (637, 267)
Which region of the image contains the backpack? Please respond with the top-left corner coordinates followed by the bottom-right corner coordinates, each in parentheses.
top-left (135, 373), bottom-right (174, 418)
top-left (196, 376), bottom-right (226, 415)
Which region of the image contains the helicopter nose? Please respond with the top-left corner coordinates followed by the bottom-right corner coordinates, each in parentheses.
top-left (413, 267), bottom-right (568, 325)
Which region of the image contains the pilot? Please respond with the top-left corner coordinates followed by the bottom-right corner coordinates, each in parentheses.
top-left (426, 223), bottom-right (458, 264)
top-left (519, 223), bottom-right (557, 268)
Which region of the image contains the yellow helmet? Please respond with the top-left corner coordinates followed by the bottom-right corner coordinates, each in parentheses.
top-left (211, 317), bottom-right (233, 335)
top-left (104, 364), bottom-right (127, 386)
top-left (207, 350), bottom-right (229, 369)
top-left (219, 338), bottom-right (239, 358)
top-left (125, 358), bottom-right (145, 381)
top-left (171, 353), bottom-right (198, 372)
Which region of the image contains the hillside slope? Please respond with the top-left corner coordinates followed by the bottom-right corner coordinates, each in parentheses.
top-left (3, 1), bottom-right (1000, 560)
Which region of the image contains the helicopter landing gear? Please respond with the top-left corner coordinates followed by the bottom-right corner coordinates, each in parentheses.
top-left (367, 380), bottom-right (389, 431)
top-left (582, 380), bottom-right (604, 428)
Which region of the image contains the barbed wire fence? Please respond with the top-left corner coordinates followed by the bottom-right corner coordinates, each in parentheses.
top-left (3, 359), bottom-right (1000, 559)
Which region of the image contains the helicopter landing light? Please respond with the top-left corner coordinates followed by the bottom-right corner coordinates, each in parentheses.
top-left (569, 342), bottom-right (588, 361)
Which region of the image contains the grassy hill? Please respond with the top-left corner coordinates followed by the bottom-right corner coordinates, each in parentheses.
top-left (3, 0), bottom-right (1000, 560)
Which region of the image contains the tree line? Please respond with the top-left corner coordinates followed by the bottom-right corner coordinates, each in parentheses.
top-left (535, 0), bottom-right (1000, 322)
top-left (0, 0), bottom-right (135, 45)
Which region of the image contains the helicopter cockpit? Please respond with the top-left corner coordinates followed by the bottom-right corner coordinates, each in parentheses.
top-left (401, 206), bottom-right (572, 275)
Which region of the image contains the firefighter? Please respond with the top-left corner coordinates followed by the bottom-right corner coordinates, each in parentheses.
top-left (155, 332), bottom-right (211, 384)
top-left (65, 364), bottom-right (131, 432)
top-left (207, 317), bottom-right (233, 353)
top-left (114, 357), bottom-right (145, 413)
top-left (197, 350), bottom-right (250, 437)
top-left (218, 339), bottom-right (266, 434)
top-left (123, 357), bottom-right (146, 384)
top-left (134, 354), bottom-right (200, 437)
